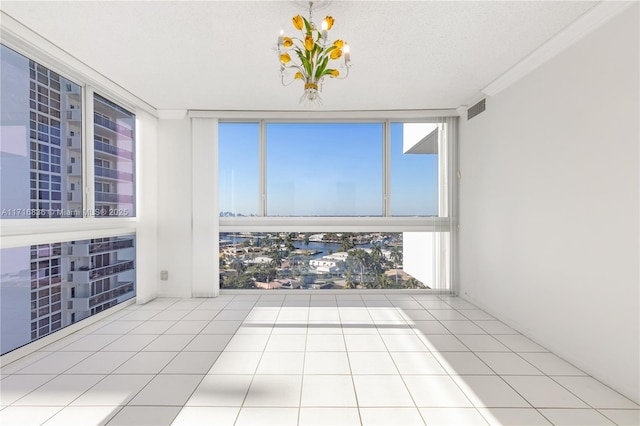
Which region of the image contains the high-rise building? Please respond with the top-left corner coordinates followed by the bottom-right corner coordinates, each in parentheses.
top-left (0, 46), bottom-right (136, 355)
top-left (29, 58), bottom-right (82, 218)
top-left (66, 236), bottom-right (136, 322)
top-left (93, 94), bottom-right (135, 217)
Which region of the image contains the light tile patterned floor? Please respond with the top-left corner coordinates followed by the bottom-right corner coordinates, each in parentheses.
top-left (1, 294), bottom-right (638, 425)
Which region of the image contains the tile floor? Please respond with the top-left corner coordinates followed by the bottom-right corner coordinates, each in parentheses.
top-left (1, 294), bottom-right (638, 425)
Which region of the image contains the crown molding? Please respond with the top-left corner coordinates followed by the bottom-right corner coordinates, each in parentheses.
top-left (482, 1), bottom-right (636, 97)
top-left (0, 11), bottom-right (158, 117)
top-left (157, 109), bottom-right (188, 120)
top-left (188, 109), bottom-right (459, 120)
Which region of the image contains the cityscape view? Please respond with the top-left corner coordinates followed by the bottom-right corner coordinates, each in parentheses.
top-left (0, 45), bottom-right (137, 355)
top-left (218, 121), bottom-right (446, 291)
top-left (0, 236), bottom-right (136, 355)
top-left (220, 231), bottom-right (428, 290)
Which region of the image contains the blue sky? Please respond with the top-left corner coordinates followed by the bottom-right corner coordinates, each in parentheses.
top-left (218, 122), bottom-right (439, 216)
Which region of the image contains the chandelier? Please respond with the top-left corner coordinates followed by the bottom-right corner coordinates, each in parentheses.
top-left (277, 1), bottom-right (351, 105)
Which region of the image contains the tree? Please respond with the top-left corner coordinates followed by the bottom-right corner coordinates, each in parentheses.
top-left (324, 232), bottom-right (337, 242)
top-left (224, 274), bottom-right (254, 289)
top-left (340, 234), bottom-right (355, 252)
top-left (405, 277), bottom-right (419, 289)
top-left (269, 252), bottom-right (282, 269)
top-left (345, 271), bottom-right (357, 289)
top-left (369, 244), bottom-right (384, 276)
top-left (285, 233), bottom-right (295, 252)
top-left (348, 249), bottom-right (371, 286)
top-left (253, 264), bottom-right (277, 282)
top-left (390, 246), bottom-right (402, 286)
top-left (229, 258), bottom-right (246, 274)
top-left (375, 273), bottom-right (391, 289)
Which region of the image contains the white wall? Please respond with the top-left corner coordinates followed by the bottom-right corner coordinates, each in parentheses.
top-left (157, 118), bottom-right (193, 297)
top-left (458, 6), bottom-right (639, 403)
top-left (191, 118), bottom-right (219, 297)
top-left (403, 232), bottom-right (435, 287)
top-left (135, 110), bottom-right (159, 303)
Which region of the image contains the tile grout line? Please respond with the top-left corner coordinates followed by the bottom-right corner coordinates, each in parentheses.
top-left (337, 294), bottom-right (364, 426)
top-left (233, 294), bottom-right (280, 426)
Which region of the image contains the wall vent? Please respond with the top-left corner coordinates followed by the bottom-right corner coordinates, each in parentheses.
top-left (468, 98), bottom-right (486, 120)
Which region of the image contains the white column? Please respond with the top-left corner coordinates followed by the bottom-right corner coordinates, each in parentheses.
top-left (135, 110), bottom-right (159, 303)
top-left (191, 117), bottom-right (219, 297)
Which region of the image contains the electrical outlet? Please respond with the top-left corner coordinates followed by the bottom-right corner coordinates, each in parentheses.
top-left (160, 270), bottom-right (168, 280)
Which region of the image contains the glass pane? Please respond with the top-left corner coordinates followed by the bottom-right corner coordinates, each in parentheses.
top-left (1, 45), bottom-right (82, 218)
top-left (266, 123), bottom-right (383, 216)
top-left (93, 94), bottom-right (135, 217)
top-left (0, 235), bottom-right (136, 355)
top-left (390, 122), bottom-right (440, 216)
top-left (218, 123), bottom-right (259, 217)
top-left (219, 231), bottom-right (448, 290)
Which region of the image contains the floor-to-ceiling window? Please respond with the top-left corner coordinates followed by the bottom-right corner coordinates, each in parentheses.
top-left (0, 45), bottom-right (138, 355)
top-left (218, 119), bottom-right (455, 290)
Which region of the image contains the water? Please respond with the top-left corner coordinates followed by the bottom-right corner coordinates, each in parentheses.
top-left (220, 234), bottom-right (374, 259)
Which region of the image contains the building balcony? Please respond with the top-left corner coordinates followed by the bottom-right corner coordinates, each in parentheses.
top-left (70, 260), bottom-right (135, 284)
top-left (95, 192), bottom-right (134, 204)
top-left (65, 109), bottom-right (81, 123)
top-left (66, 134), bottom-right (81, 150)
top-left (94, 113), bottom-right (133, 139)
top-left (67, 297), bottom-right (90, 312)
top-left (71, 239), bottom-right (134, 257)
top-left (94, 140), bottom-right (133, 160)
top-left (88, 281), bottom-right (134, 308)
top-left (94, 166), bottom-right (133, 182)
top-left (67, 189), bottom-right (82, 203)
top-left (67, 163), bottom-right (82, 177)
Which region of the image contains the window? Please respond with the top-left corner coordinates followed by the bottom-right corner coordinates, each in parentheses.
top-left (93, 94), bottom-right (136, 217)
top-left (0, 235), bottom-right (136, 355)
top-left (1, 45), bottom-right (82, 218)
top-left (266, 123), bottom-right (383, 216)
top-left (220, 231), bottom-right (449, 290)
top-left (217, 119), bottom-right (455, 291)
top-left (219, 123), bottom-right (259, 217)
top-left (390, 122), bottom-right (441, 216)
top-left (1, 44), bottom-right (139, 354)
top-left (219, 121), bottom-right (450, 217)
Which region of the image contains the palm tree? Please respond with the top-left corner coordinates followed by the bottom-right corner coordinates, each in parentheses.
top-left (345, 271), bottom-right (357, 289)
top-left (230, 258), bottom-right (246, 274)
top-left (406, 277), bottom-right (419, 289)
top-left (369, 244), bottom-right (384, 276)
top-left (269, 250), bottom-right (283, 269)
top-left (390, 246), bottom-right (402, 285)
top-left (340, 234), bottom-right (354, 252)
top-left (285, 233), bottom-right (295, 252)
top-left (375, 273), bottom-right (391, 289)
top-left (349, 249), bottom-right (371, 287)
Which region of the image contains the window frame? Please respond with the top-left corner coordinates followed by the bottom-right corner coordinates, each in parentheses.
top-left (216, 115), bottom-right (458, 292)
top-left (218, 117), bottom-right (455, 233)
top-left (0, 44), bottom-right (138, 247)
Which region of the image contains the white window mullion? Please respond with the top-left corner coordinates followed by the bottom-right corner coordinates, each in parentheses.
top-left (383, 120), bottom-right (391, 216)
top-left (83, 86), bottom-right (95, 217)
top-left (259, 120), bottom-right (267, 216)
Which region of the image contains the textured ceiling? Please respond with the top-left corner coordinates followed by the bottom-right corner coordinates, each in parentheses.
top-left (1, 1), bottom-right (598, 111)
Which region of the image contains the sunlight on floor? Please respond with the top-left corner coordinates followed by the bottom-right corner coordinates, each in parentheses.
top-left (1, 294), bottom-right (637, 425)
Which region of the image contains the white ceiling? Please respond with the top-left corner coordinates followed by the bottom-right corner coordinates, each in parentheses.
top-left (1, 1), bottom-right (598, 111)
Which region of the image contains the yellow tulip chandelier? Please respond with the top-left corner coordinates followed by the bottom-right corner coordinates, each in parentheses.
top-left (277, 1), bottom-right (351, 105)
